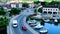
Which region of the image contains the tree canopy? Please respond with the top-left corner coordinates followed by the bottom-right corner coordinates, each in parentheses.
top-left (0, 7), bottom-right (6, 15)
top-left (34, 1), bottom-right (40, 4)
top-left (0, 17), bottom-right (9, 27)
top-left (22, 3), bottom-right (29, 8)
top-left (9, 8), bottom-right (21, 16)
top-left (38, 8), bottom-right (42, 13)
top-left (45, 1), bottom-right (60, 6)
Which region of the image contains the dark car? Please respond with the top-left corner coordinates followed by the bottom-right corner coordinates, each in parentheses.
top-left (22, 26), bottom-right (27, 31)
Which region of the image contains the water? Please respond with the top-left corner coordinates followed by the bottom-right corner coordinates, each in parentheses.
top-left (44, 23), bottom-right (60, 34)
top-left (36, 22), bottom-right (60, 34)
top-left (28, 20), bottom-right (60, 34)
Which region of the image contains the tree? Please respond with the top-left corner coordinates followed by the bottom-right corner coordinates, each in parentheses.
top-left (38, 8), bottom-right (42, 13)
top-left (45, 1), bottom-right (60, 6)
top-left (0, 17), bottom-right (9, 27)
top-left (9, 8), bottom-right (21, 16)
top-left (45, 2), bottom-right (49, 6)
top-left (22, 3), bottom-right (29, 8)
top-left (34, 1), bottom-right (40, 4)
top-left (0, 7), bottom-right (6, 15)
top-left (49, 1), bottom-right (60, 5)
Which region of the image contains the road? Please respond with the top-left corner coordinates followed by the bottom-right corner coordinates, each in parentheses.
top-left (7, 8), bottom-right (39, 34)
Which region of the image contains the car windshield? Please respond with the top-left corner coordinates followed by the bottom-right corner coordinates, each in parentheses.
top-left (13, 24), bottom-right (17, 25)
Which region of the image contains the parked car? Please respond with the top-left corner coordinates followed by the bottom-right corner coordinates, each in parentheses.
top-left (12, 20), bottom-right (18, 28)
top-left (22, 26), bottom-right (27, 31)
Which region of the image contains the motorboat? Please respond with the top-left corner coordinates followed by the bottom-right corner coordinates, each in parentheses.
top-left (44, 19), bottom-right (50, 22)
top-left (27, 21), bottom-right (35, 24)
top-left (30, 23), bottom-right (36, 26)
top-left (54, 19), bottom-right (58, 22)
top-left (34, 25), bottom-right (43, 29)
top-left (40, 29), bottom-right (48, 34)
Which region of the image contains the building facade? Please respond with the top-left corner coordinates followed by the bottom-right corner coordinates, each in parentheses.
top-left (42, 5), bottom-right (60, 19)
top-left (10, 1), bottom-right (34, 8)
top-left (42, 6), bottom-right (60, 15)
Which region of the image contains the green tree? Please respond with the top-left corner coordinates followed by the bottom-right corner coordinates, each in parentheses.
top-left (34, 1), bottom-right (40, 4)
top-left (38, 8), bottom-right (42, 13)
top-left (45, 2), bottom-right (49, 6)
top-left (0, 17), bottom-right (9, 27)
top-left (49, 1), bottom-right (59, 5)
top-left (0, 7), bottom-right (6, 15)
top-left (9, 8), bottom-right (21, 16)
top-left (22, 3), bottom-right (29, 8)
top-left (45, 1), bottom-right (60, 6)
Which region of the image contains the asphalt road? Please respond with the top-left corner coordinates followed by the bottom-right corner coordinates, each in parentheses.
top-left (7, 8), bottom-right (38, 34)
top-left (13, 14), bottom-right (33, 34)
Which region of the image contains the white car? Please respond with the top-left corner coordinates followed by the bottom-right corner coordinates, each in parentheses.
top-left (12, 20), bottom-right (18, 28)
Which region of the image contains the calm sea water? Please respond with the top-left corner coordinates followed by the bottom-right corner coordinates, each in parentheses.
top-left (44, 23), bottom-right (60, 34)
top-left (28, 20), bottom-right (60, 34)
top-left (36, 22), bottom-right (60, 34)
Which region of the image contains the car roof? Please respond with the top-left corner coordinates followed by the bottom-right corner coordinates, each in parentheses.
top-left (13, 20), bottom-right (17, 23)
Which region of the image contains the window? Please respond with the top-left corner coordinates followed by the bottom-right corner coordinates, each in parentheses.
top-left (48, 12), bottom-right (52, 14)
top-left (56, 9), bottom-right (57, 11)
top-left (53, 12), bottom-right (57, 14)
top-left (48, 9), bottom-right (49, 10)
top-left (46, 9), bottom-right (47, 10)
top-left (51, 9), bottom-right (52, 11)
top-left (44, 11), bottom-right (47, 13)
top-left (43, 9), bottom-right (45, 10)
top-left (53, 15), bottom-right (56, 17)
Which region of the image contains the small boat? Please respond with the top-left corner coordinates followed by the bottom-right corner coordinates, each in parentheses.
top-left (40, 29), bottom-right (48, 34)
top-left (27, 21), bottom-right (35, 24)
top-left (30, 23), bottom-right (36, 26)
top-left (44, 19), bottom-right (50, 22)
top-left (32, 20), bottom-right (36, 23)
top-left (34, 25), bottom-right (43, 29)
top-left (54, 19), bottom-right (58, 22)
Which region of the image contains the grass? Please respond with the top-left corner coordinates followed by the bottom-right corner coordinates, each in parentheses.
top-left (0, 0), bottom-right (7, 2)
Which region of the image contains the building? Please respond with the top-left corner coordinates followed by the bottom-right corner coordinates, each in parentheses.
top-left (26, 1), bottom-right (34, 8)
top-left (10, 1), bottom-right (16, 8)
top-left (42, 5), bottom-right (60, 19)
top-left (10, 0), bottom-right (34, 8)
top-left (42, 5), bottom-right (60, 15)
